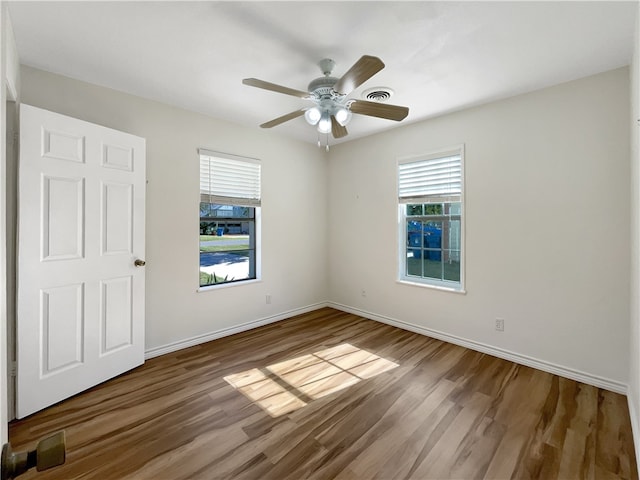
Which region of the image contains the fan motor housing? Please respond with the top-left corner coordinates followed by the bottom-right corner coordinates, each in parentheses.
top-left (308, 76), bottom-right (338, 95)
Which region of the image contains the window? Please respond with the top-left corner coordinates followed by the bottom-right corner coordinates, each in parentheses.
top-left (199, 150), bottom-right (260, 287)
top-left (398, 147), bottom-right (464, 291)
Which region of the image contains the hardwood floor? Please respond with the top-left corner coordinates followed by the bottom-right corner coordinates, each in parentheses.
top-left (9, 307), bottom-right (638, 479)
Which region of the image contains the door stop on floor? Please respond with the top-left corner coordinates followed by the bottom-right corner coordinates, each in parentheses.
top-left (0, 431), bottom-right (66, 479)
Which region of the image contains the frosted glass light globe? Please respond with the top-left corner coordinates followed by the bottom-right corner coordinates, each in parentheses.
top-left (335, 107), bottom-right (350, 126)
top-left (304, 107), bottom-right (321, 125)
top-left (317, 112), bottom-right (332, 134)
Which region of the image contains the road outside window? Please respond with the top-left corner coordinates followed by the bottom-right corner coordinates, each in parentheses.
top-left (199, 203), bottom-right (256, 286)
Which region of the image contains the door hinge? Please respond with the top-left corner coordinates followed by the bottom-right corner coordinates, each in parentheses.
top-left (9, 362), bottom-right (16, 378)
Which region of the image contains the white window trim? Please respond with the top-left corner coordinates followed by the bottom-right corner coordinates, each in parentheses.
top-left (397, 144), bottom-right (466, 292)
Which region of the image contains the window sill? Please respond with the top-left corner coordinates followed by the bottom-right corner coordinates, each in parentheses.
top-left (397, 279), bottom-right (466, 295)
top-left (198, 278), bottom-right (262, 292)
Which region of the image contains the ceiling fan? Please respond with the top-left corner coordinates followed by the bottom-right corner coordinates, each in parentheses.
top-left (242, 55), bottom-right (409, 146)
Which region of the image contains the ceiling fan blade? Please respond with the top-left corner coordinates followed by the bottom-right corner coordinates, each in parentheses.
top-left (349, 100), bottom-right (409, 121)
top-left (333, 55), bottom-right (385, 95)
top-left (331, 116), bottom-right (348, 139)
top-left (243, 78), bottom-right (310, 99)
top-left (260, 109), bottom-right (305, 128)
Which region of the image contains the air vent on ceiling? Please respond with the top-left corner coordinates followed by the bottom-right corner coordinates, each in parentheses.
top-left (362, 87), bottom-right (394, 102)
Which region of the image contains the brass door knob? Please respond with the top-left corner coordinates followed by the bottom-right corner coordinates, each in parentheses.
top-left (134, 259), bottom-right (146, 267)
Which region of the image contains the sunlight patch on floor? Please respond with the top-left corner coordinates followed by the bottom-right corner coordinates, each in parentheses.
top-left (224, 343), bottom-right (399, 417)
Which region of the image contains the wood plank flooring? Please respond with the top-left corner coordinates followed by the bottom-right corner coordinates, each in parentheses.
top-left (9, 307), bottom-right (638, 479)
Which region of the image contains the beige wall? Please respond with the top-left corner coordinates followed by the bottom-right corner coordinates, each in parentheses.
top-left (19, 66), bottom-right (329, 352)
top-left (328, 68), bottom-right (631, 388)
top-left (1, 2), bottom-right (8, 444)
top-left (629, 1), bottom-right (640, 468)
top-left (18, 63), bottom-right (633, 394)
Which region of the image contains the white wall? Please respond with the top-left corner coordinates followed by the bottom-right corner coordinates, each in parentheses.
top-left (328, 68), bottom-right (631, 388)
top-left (19, 66), bottom-right (328, 353)
top-left (628, 0), bottom-right (640, 469)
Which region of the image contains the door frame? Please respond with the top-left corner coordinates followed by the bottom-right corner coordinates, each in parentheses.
top-left (2, 77), bottom-right (18, 443)
top-left (5, 95), bottom-right (17, 423)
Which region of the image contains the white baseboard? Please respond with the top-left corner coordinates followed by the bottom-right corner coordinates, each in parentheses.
top-left (328, 302), bottom-right (628, 394)
top-left (144, 302), bottom-right (328, 359)
top-left (144, 300), bottom-right (627, 395)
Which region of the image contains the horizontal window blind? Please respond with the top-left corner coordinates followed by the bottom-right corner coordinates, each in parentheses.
top-left (398, 153), bottom-right (461, 203)
top-left (199, 150), bottom-right (261, 206)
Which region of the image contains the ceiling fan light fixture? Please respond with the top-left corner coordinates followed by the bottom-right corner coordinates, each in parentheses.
top-left (244, 55), bottom-right (409, 140)
top-left (317, 111), bottom-right (332, 134)
top-left (334, 107), bottom-right (351, 127)
top-left (304, 106), bottom-right (321, 125)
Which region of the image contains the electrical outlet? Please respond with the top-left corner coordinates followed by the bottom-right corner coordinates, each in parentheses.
top-left (495, 318), bottom-right (505, 332)
top-left (266, 294), bottom-right (271, 304)
top-left (361, 290), bottom-right (367, 297)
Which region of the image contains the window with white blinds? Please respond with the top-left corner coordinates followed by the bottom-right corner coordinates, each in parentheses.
top-left (199, 149), bottom-right (261, 206)
top-left (198, 149), bottom-right (261, 289)
top-left (398, 151), bottom-right (461, 203)
top-left (398, 146), bottom-right (464, 292)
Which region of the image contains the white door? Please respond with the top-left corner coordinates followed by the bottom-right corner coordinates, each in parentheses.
top-left (16, 104), bottom-right (146, 418)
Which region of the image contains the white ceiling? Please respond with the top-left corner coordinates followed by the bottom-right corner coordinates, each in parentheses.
top-left (7, 1), bottom-right (638, 145)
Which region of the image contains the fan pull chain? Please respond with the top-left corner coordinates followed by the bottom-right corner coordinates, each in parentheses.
top-left (316, 132), bottom-right (330, 151)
